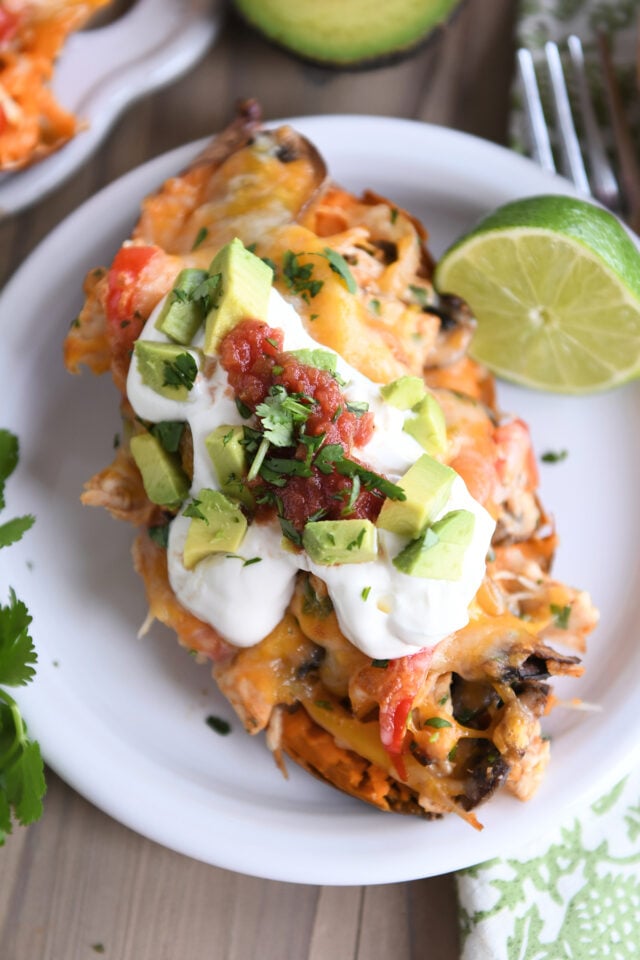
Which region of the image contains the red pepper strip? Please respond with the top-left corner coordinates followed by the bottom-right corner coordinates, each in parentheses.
top-left (378, 648), bottom-right (434, 779)
top-left (105, 245), bottom-right (160, 328)
top-left (0, 10), bottom-right (20, 45)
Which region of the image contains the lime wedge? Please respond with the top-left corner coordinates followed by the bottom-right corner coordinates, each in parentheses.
top-left (434, 195), bottom-right (640, 394)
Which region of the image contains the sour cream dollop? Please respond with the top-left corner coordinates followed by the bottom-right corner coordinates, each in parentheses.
top-left (126, 288), bottom-right (495, 659)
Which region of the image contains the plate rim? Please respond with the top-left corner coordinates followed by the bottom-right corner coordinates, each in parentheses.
top-left (3, 114), bottom-right (640, 885)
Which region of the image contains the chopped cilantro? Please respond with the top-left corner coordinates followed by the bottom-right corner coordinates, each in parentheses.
top-left (408, 284), bottom-right (429, 307)
top-left (390, 208), bottom-right (399, 224)
top-left (190, 273), bottom-right (221, 314)
top-left (369, 299), bottom-right (381, 315)
top-left (345, 400), bottom-right (369, 418)
top-left (320, 247), bottom-right (357, 294)
top-left (255, 385), bottom-right (313, 447)
top-left (163, 353), bottom-right (197, 391)
top-left (541, 449), bottom-right (568, 463)
top-left (279, 516), bottom-right (303, 547)
top-left (551, 603), bottom-right (571, 629)
top-left (0, 430), bottom-right (45, 844)
top-left (424, 717), bottom-right (453, 729)
top-left (282, 250), bottom-right (323, 301)
top-left (183, 498), bottom-right (206, 522)
top-left (235, 398), bottom-right (253, 420)
top-left (191, 226), bottom-right (209, 250)
top-left (206, 715), bottom-right (231, 735)
top-left (314, 700), bottom-right (333, 711)
top-left (150, 420), bottom-right (184, 454)
top-left (148, 525), bottom-right (170, 548)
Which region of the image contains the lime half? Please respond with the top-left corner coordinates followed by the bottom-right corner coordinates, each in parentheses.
top-left (434, 195), bottom-right (640, 394)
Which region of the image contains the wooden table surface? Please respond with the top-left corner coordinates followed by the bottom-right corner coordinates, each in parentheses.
top-left (0, 2), bottom-right (517, 957)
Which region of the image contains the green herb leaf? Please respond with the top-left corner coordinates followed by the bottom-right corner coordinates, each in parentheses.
top-left (345, 400), bottom-right (369, 418)
top-left (0, 430), bottom-right (44, 844)
top-left (541, 449), bottom-right (568, 464)
top-left (424, 716), bottom-right (453, 729)
top-left (0, 515), bottom-right (35, 550)
top-left (148, 524), bottom-right (170, 548)
top-left (183, 498), bottom-right (206, 522)
top-left (361, 586), bottom-right (372, 601)
top-left (255, 385), bottom-right (312, 447)
top-left (235, 398), bottom-right (253, 420)
top-left (550, 603), bottom-right (571, 629)
top-left (163, 352), bottom-right (198, 391)
top-left (408, 284), bottom-right (429, 307)
top-left (0, 590), bottom-right (36, 687)
top-left (321, 247), bottom-right (357, 294)
top-left (0, 430), bottom-right (19, 509)
top-left (206, 714), bottom-right (231, 735)
top-left (191, 273), bottom-right (222, 314)
top-left (371, 658), bottom-right (390, 669)
top-left (279, 516), bottom-right (303, 547)
top-left (191, 226), bottom-right (209, 250)
top-left (282, 250), bottom-right (324, 301)
top-left (150, 421), bottom-right (185, 454)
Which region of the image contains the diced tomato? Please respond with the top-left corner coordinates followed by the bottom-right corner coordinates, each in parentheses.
top-left (377, 648), bottom-right (434, 776)
top-left (105, 245), bottom-right (160, 328)
top-left (0, 9), bottom-right (20, 45)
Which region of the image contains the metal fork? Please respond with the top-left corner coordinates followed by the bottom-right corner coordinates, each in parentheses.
top-left (517, 35), bottom-right (640, 231)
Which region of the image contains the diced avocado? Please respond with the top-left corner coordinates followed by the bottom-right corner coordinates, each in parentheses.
top-left (393, 509), bottom-right (475, 580)
top-left (134, 341), bottom-right (199, 401)
top-left (403, 393), bottom-right (447, 456)
top-left (380, 375), bottom-right (426, 410)
top-left (289, 348), bottom-right (338, 374)
top-left (130, 433), bottom-right (190, 508)
top-left (376, 454), bottom-right (455, 539)
top-left (205, 424), bottom-right (253, 507)
top-left (303, 519), bottom-right (377, 565)
top-left (203, 238), bottom-right (273, 355)
top-left (183, 488), bottom-right (248, 569)
top-left (155, 268), bottom-right (209, 344)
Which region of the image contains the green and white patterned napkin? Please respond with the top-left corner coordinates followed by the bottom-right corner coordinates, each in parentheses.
top-left (457, 772), bottom-right (640, 958)
top-left (456, 3), bottom-right (640, 956)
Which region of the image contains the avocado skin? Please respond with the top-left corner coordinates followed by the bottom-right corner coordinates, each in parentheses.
top-left (233, 0), bottom-right (465, 69)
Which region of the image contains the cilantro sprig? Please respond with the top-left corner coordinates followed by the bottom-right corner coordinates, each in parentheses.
top-left (0, 429), bottom-right (45, 845)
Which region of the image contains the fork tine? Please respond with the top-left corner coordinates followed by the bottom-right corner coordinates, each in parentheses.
top-left (544, 41), bottom-right (591, 195)
top-left (517, 48), bottom-right (556, 175)
top-left (567, 35), bottom-right (622, 212)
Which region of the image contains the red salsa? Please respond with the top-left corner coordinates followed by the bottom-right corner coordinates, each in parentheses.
top-left (219, 320), bottom-right (384, 532)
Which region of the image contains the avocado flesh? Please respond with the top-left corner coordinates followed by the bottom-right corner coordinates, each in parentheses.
top-left (393, 509), bottom-right (475, 580)
top-left (203, 238), bottom-right (273, 356)
top-left (205, 424), bottom-right (253, 507)
top-left (130, 433), bottom-right (190, 508)
top-left (303, 519), bottom-right (377, 565)
top-left (234, 0), bottom-right (462, 66)
top-left (156, 268), bottom-right (209, 344)
top-left (183, 489), bottom-right (248, 569)
top-left (376, 455), bottom-right (455, 540)
top-left (403, 393), bottom-right (447, 456)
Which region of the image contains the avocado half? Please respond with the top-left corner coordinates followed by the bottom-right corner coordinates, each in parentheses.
top-left (233, 0), bottom-right (465, 68)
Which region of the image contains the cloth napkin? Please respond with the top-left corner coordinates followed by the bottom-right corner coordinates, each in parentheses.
top-left (456, 3), bottom-right (640, 956)
top-left (457, 772), bottom-right (640, 958)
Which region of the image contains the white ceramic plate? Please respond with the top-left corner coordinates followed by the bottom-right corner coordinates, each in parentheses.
top-left (0, 0), bottom-right (218, 218)
top-left (2, 116), bottom-right (640, 886)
